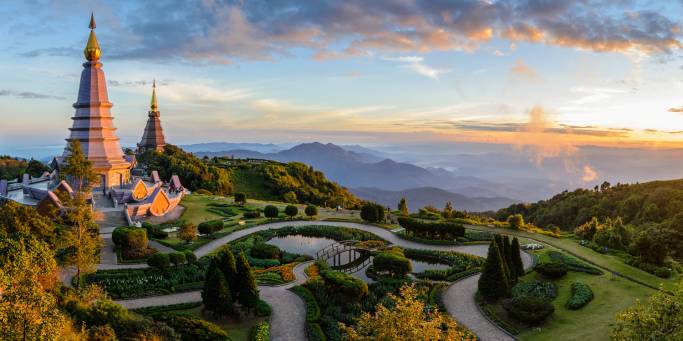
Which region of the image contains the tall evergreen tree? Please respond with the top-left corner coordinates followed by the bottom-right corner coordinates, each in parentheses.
top-left (478, 240), bottom-right (509, 302)
top-left (202, 259), bottom-right (234, 316)
top-left (62, 140), bottom-right (97, 192)
top-left (510, 237), bottom-right (525, 278)
top-left (398, 198), bottom-right (409, 216)
top-left (493, 235), bottom-right (511, 285)
top-left (217, 247), bottom-right (239, 302)
top-left (236, 251), bottom-right (260, 310)
top-left (501, 235), bottom-right (514, 281)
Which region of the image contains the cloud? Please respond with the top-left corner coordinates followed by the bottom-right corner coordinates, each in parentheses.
top-left (668, 107), bottom-right (683, 113)
top-left (510, 59), bottom-right (539, 80)
top-left (22, 1), bottom-right (683, 63)
top-left (383, 55), bottom-right (450, 80)
top-left (582, 165), bottom-right (598, 182)
top-left (0, 89), bottom-right (64, 100)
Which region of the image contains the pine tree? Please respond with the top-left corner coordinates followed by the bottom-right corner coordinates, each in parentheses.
top-left (236, 251), bottom-right (260, 310)
top-left (398, 198), bottom-right (409, 216)
top-left (202, 259), bottom-right (234, 316)
top-left (217, 247), bottom-right (239, 302)
top-left (478, 240), bottom-right (509, 302)
top-left (510, 237), bottom-right (525, 279)
top-left (62, 140), bottom-right (97, 192)
top-left (501, 235), bottom-right (514, 282)
top-left (494, 235), bottom-right (511, 285)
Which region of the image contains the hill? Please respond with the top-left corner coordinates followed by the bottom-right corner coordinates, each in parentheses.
top-left (351, 186), bottom-right (517, 212)
top-left (138, 145), bottom-right (360, 208)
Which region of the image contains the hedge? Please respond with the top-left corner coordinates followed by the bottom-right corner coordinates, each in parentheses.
top-left (198, 220), bottom-right (224, 236)
top-left (306, 322), bottom-right (326, 341)
top-left (320, 270), bottom-right (368, 302)
top-left (290, 285), bottom-right (321, 322)
top-left (250, 322), bottom-right (270, 341)
top-left (566, 282), bottom-right (594, 310)
top-left (152, 313), bottom-right (229, 341)
top-left (397, 217), bottom-right (465, 240)
top-left (503, 296), bottom-right (555, 325)
top-left (256, 299), bottom-right (272, 317)
top-left (373, 251), bottom-right (411, 277)
top-left (534, 262), bottom-right (568, 279)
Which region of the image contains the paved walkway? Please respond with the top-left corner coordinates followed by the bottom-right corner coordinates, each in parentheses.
top-left (92, 219), bottom-right (522, 340)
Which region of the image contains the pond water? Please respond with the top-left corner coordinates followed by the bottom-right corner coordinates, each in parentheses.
top-left (266, 235), bottom-right (452, 283)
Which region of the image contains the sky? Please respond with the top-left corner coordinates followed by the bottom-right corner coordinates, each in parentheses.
top-left (2, 0), bottom-right (683, 156)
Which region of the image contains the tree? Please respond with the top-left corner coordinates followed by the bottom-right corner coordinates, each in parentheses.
top-left (178, 223), bottom-right (197, 243)
top-left (443, 201), bottom-right (455, 219)
top-left (501, 235), bottom-right (514, 282)
top-left (202, 259), bottom-right (235, 317)
top-left (216, 247), bottom-right (239, 301)
top-left (340, 284), bottom-right (474, 341)
top-left (62, 140), bottom-right (97, 191)
top-left (398, 197), bottom-right (409, 216)
top-left (361, 202), bottom-right (385, 223)
top-left (236, 251), bottom-right (259, 310)
top-left (169, 252), bottom-right (186, 266)
top-left (25, 159), bottom-right (49, 178)
top-left (510, 237), bottom-right (525, 279)
top-left (264, 205), bottom-right (279, 219)
top-left (507, 214), bottom-right (524, 230)
top-left (0, 237), bottom-right (68, 340)
top-left (632, 227), bottom-right (669, 265)
top-left (305, 205), bottom-right (318, 218)
top-left (612, 281), bottom-right (683, 340)
top-left (0, 201), bottom-right (54, 241)
top-left (198, 220), bottom-right (223, 237)
top-left (575, 217), bottom-right (600, 241)
top-left (373, 251), bottom-right (412, 277)
top-left (234, 192), bottom-right (247, 205)
top-left (284, 205), bottom-right (298, 218)
top-left (60, 194), bottom-right (101, 289)
top-left (478, 239), bottom-right (509, 301)
top-left (283, 191), bottom-right (298, 203)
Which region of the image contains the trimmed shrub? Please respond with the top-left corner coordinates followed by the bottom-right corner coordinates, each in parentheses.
top-left (169, 252), bottom-right (186, 266)
top-left (147, 253), bottom-right (170, 270)
top-left (566, 282), bottom-right (593, 310)
top-left (320, 270), bottom-right (368, 302)
top-left (397, 217), bottom-right (465, 240)
top-left (306, 322), bottom-right (326, 341)
top-left (184, 251), bottom-right (197, 264)
top-left (198, 220), bottom-right (224, 236)
top-left (305, 205), bottom-right (318, 217)
top-left (284, 205), bottom-right (299, 218)
top-left (511, 280), bottom-right (557, 301)
top-left (264, 205), bottom-right (279, 219)
top-left (250, 322), bottom-right (270, 341)
top-left (243, 210), bottom-right (261, 219)
top-left (290, 285), bottom-right (321, 322)
top-left (234, 192), bottom-right (247, 205)
top-left (534, 262), bottom-right (568, 279)
top-left (251, 243), bottom-right (281, 260)
top-left (478, 241), bottom-right (509, 301)
top-left (152, 313), bottom-right (229, 341)
top-left (360, 202), bottom-right (385, 223)
top-left (256, 299), bottom-right (272, 317)
top-left (503, 296), bottom-right (555, 325)
top-left (373, 251), bottom-right (412, 277)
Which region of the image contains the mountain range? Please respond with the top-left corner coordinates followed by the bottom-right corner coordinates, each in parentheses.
top-left (190, 142), bottom-right (520, 212)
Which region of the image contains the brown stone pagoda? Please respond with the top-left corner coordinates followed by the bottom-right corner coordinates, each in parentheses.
top-left (59, 14), bottom-right (131, 188)
top-left (137, 80), bottom-right (166, 152)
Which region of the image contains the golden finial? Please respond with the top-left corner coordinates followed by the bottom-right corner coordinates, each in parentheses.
top-left (150, 80), bottom-right (158, 111)
top-left (84, 13), bottom-right (101, 61)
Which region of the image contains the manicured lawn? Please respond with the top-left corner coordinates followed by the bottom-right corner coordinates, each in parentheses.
top-left (487, 247), bottom-right (654, 341)
top-left (466, 224), bottom-right (681, 290)
top-left (171, 305), bottom-right (266, 341)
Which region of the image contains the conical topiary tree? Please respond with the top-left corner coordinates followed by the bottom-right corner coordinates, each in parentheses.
top-left (502, 235), bottom-right (514, 282)
top-left (478, 240), bottom-right (509, 302)
top-left (236, 251), bottom-right (260, 311)
top-left (202, 259), bottom-right (234, 316)
top-left (494, 234), bottom-right (511, 285)
top-left (511, 237), bottom-right (525, 278)
top-left (217, 247), bottom-right (239, 302)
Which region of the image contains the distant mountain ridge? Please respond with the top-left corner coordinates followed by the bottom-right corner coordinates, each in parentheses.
top-left (350, 187), bottom-right (517, 212)
top-left (192, 142), bottom-right (520, 211)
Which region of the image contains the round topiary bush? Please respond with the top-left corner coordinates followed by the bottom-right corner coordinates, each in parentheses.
top-left (184, 251), bottom-right (197, 264)
top-left (534, 262), bottom-right (568, 279)
top-left (169, 252), bottom-right (186, 266)
top-left (251, 243), bottom-right (282, 259)
top-left (264, 205), bottom-right (279, 219)
top-left (284, 205), bottom-right (299, 218)
top-left (305, 205), bottom-right (318, 217)
top-left (503, 295), bottom-right (555, 325)
top-left (147, 253), bottom-right (170, 270)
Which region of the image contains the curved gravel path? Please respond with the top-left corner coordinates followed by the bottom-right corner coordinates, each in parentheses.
top-left (97, 220), bottom-right (519, 340)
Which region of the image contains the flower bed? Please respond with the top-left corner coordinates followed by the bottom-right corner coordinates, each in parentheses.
top-left (254, 262), bottom-right (299, 284)
top-left (566, 282), bottom-right (594, 310)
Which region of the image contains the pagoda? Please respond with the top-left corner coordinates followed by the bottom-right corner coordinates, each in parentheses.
top-left (137, 80), bottom-right (166, 152)
top-left (59, 14), bottom-right (131, 188)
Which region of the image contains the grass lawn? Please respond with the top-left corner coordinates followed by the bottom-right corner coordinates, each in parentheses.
top-left (489, 247), bottom-right (654, 341)
top-left (171, 305), bottom-right (266, 341)
top-left (466, 224), bottom-right (681, 291)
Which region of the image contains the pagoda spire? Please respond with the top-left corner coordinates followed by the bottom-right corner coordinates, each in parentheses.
top-left (84, 13), bottom-right (101, 61)
top-left (151, 79), bottom-right (158, 111)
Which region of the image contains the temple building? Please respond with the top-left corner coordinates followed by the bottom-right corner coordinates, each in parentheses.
top-left (137, 81), bottom-right (166, 152)
top-left (53, 14), bottom-right (132, 189)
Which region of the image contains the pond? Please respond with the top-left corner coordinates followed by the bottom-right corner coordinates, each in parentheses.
top-left (266, 235), bottom-right (452, 283)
